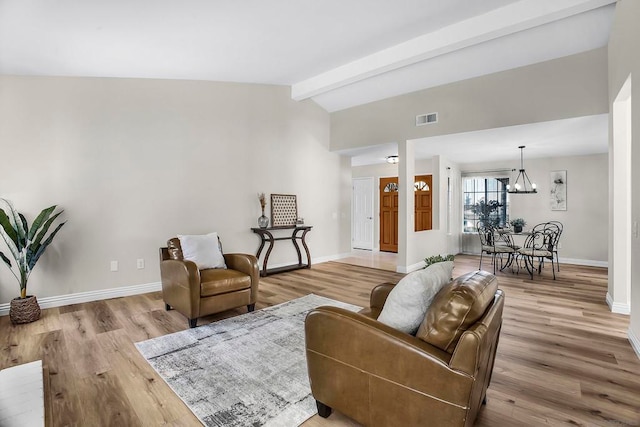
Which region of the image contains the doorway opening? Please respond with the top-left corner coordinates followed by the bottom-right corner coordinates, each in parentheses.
top-left (352, 177), bottom-right (374, 250)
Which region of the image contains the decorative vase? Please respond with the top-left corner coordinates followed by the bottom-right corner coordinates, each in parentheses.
top-left (9, 295), bottom-right (41, 324)
top-left (258, 208), bottom-right (269, 229)
top-left (514, 225), bottom-right (523, 233)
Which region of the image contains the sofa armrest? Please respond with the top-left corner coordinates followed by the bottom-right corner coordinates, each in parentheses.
top-left (160, 259), bottom-right (201, 318)
top-left (305, 306), bottom-right (473, 408)
top-left (370, 282), bottom-right (396, 310)
top-left (224, 253), bottom-right (260, 302)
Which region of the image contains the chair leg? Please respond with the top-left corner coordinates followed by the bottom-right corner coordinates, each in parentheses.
top-left (316, 401), bottom-right (332, 418)
top-left (247, 303), bottom-right (255, 312)
top-left (479, 251), bottom-right (483, 270)
top-left (188, 318), bottom-right (197, 328)
top-left (165, 303), bottom-right (172, 311)
top-left (524, 256), bottom-right (534, 280)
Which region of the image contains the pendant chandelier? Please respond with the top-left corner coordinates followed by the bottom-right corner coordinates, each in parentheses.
top-left (507, 146), bottom-right (537, 194)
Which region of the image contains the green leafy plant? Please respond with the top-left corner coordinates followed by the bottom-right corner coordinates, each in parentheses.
top-left (509, 218), bottom-right (526, 227)
top-left (0, 199), bottom-right (66, 299)
top-left (423, 254), bottom-right (455, 268)
top-left (471, 200), bottom-right (503, 227)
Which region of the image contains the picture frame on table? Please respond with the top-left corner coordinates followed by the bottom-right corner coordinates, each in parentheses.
top-left (271, 194), bottom-right (298, 226)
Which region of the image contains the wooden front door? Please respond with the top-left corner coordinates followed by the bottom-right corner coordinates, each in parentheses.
top-left (380, 177), bottom-right (398, 252)
top-left (415, 175), bottom-right (433, 232)
top-left (379, 175), bottom-right (433, 253)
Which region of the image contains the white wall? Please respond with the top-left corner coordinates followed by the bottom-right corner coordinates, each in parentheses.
top-left (331, 48), bottom-right (608, 151)
top-left (0, 75), bottom-right (351, 305)
top-left (410, 156), bottom-right (462, 271)
top-left (458, 153), bottom-right (608, 265)
top-left (608, 0), bottom-right (640, 355)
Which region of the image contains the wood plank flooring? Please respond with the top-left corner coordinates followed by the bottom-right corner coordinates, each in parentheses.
top-left (1, 255), bottom-right (639, 426)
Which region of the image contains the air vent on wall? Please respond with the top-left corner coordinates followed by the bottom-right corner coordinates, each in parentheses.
top-left (416, 112), bottom-right (438, 126)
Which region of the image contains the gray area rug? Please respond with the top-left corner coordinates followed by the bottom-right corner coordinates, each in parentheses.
top-left (136, 294), bottom-right (361, 427)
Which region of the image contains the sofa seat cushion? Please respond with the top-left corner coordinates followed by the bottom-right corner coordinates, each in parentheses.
top-left (482, 244), bottom-right (514, 253)
top-left (200, 269), bottom-right (250, 297)
top-left (416, 270), bottom-right (498, 354)
top-left (518, 248), bottom-right (552, 257)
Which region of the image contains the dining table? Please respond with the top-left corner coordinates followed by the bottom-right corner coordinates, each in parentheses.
top-left (494, 228), bottom-right (531, 272)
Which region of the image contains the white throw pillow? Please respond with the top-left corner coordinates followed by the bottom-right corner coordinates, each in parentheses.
top-left (377, 261), bottom-right (453, 335)
top-left (177, 232), bottom-right (227, 270)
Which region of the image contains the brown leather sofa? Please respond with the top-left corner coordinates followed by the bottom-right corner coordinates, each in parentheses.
top-left (305, 270), bottom-right (504, 427)
top-left (159, 238), bottom-right (259, 328)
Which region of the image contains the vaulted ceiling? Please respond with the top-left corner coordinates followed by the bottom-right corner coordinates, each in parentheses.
top-left (0, 0), bottom-right (615, 164)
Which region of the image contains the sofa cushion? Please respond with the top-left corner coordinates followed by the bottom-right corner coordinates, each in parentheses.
top-left (200, 268), bottom-right (251, 297)
top-left (416, 270), bottom-right (498, 354)
top-left (376, 261), bottom-right (453, 335)
top-left (177, 232), bottom-right (227, 270)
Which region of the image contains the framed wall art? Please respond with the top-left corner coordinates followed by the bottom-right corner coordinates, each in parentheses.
top-left (271, 194), bottom-right (298, 226)
top-left (550, 170), bottom-right (567, 211)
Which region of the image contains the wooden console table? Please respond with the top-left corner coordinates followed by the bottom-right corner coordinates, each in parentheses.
top-left (251, 226), bottom-right (312, 277)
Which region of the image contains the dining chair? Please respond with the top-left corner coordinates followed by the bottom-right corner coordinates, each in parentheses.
top-left (547, 221), bottom-right (563, 271)
top-left (517, 228), bottom-right (558, 280)
top-left (531, 222), bottom-right (562, 273)
top-left (477, 224), bottom-right (515, 274)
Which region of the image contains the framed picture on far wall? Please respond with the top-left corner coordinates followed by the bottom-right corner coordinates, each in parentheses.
top-left (550, 170), bottom-right (567, 211)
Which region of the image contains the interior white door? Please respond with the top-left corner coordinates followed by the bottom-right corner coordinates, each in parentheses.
top-left (352, 177), bottom-right (374, 250)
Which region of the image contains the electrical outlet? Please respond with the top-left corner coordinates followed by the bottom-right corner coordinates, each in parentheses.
top-left (137, 258), bottom-right (145, 269)
top-left (110, 260), bottom-right (118, 272)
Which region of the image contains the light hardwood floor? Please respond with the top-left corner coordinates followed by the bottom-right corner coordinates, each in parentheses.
top-left (332, 249), bottom-right (398, 272)
top-left (1, 256), bottom-right (639, 426)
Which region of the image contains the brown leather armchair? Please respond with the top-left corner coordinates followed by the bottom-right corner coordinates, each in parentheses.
top-left (159, 238), bottom-right (259, 328)
top-left (305, 270), bottom-right (504, 427)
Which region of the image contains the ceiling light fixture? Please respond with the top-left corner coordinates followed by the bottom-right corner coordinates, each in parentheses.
top-left (507, 146), bottom-right (537, 194)
top-left (386, 155), bottom-right (399, 164)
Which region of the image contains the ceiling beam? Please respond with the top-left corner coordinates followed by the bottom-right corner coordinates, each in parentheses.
top-left (291, 0), bottom-right (616, 101)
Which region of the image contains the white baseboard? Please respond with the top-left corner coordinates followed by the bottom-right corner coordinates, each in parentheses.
top-left (0, 252), bottom-right (358, 315)
top-left (606, 292), bottom-right (631, 315)
top-left (317, 252), bottom-right (353, 263)
top-left (460, 252), bottom-right (607, 268)
top-left (0, 281), bottom-right (162, 316)
top-left (396, 261), bottom-right (424, 274)
top-left (629, 328), bottom-right (640, 360)
top-left (558, 257), bottom-right (608, 268)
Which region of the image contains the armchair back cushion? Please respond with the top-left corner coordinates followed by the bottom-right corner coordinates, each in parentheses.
top-left (416, 270), bottom-right (498, 353)
top-left (167, 238), bottom-right (184, 260)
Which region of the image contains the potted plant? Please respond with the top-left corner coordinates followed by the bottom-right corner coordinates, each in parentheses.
top-left (423, 254), bottom-right (455, 268)
top-left (510, 218), bottom-right (526, 233)
top-left (0, 199), bottom-right (66, 324)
